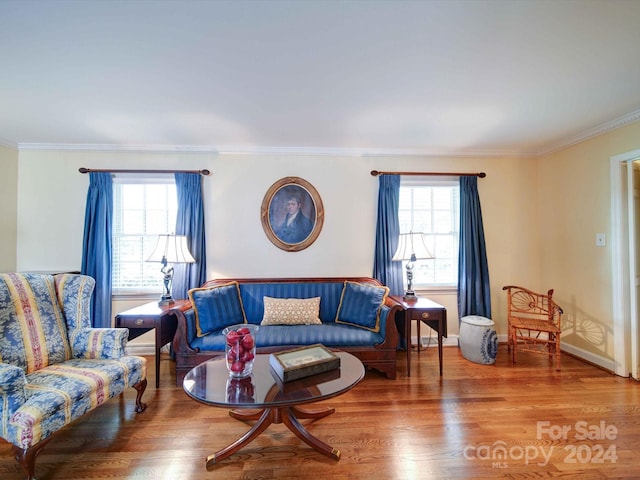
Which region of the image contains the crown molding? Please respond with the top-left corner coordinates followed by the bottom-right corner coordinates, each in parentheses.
top-left (537, 109), bottom-right (640, 156)
top-left (14, 142), bottom-right (534, 158)
top-left (214, 145), bottom-right (536, 158)
top-left (15, 143), bottom-right (220, 153)
top-left (12, 108), bottom-right (640, 158)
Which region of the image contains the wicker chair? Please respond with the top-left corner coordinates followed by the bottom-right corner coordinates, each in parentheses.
top-left (502, 285), bottom-right (563, 370)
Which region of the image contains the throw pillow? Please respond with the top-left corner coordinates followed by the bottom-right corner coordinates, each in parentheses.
top-left (188, 282), bottom-right (247, 337)
top-left (260, 297), bottom-right (322, 325)
top-left (335, 281), bottom-right (389, 332)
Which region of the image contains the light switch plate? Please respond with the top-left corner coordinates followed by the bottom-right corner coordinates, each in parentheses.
top-left (596, 233), bottom-right (606, 247)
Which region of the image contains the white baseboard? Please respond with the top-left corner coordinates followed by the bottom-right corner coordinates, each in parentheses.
top-left (560, 341), bottom-right (616, 373)
top-left (125, 342), bottom-right (171, 356)
top-left (414, 334), bottom-right (615, 374)
top-left (413, 333), bottom-right (510, 348)
top-left (127, 335), bottom-right (616, 374)
top-left (125, 342), bottom-right (155, 356)
top-left (411, 334), bottom-right (507, 347)
top-left (413, 334), bottom-right (460, 348)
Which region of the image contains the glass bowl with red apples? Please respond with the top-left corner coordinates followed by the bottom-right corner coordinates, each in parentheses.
top-left (222, 324), bottom-right (259, 378)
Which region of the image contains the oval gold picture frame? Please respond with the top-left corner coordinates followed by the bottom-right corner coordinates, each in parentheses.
top-left (261, 177), bottom-right (324, 252)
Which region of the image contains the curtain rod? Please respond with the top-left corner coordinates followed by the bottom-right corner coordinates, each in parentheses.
top-left (79, 167), bottom-right (211, 175)
top-left (370, 170), bottom-right (486, 178)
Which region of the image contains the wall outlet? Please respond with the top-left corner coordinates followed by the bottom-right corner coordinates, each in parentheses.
top-left (596, 233), bottom-right (606, 247)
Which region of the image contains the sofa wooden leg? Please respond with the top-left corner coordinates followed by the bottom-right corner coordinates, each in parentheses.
top-left (12, 437), bottom-right (51, 480)
top-left (133, 378), bottom-right (148, 413)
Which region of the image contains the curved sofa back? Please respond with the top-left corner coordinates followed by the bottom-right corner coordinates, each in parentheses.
top-left (201, 277), bottom-right (385, 325)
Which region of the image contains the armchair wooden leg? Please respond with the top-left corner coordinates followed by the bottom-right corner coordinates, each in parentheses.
top-left (133, 378), bottom-right (148, 413)
top-left (12, 437), bottom-right (51, 480)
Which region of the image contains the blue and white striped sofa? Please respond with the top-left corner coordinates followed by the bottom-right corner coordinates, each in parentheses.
top-left (0, 273), bottom-right (147, 480)
top-left (172, 277), bottom-right (401, 385)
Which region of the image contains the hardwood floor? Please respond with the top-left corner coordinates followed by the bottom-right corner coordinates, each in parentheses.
top-left (2, 345), bottom-right (639, 480)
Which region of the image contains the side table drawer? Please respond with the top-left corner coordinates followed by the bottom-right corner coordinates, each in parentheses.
top-left (407, 309), bottom-right (439, 321)
top-left (117, 316), bottom-right (155, 329)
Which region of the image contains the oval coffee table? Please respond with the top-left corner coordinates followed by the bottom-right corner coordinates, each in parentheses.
top-left (183, 351), bottom-right (364, 468)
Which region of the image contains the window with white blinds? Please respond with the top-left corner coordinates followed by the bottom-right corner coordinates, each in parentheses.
top-left (398, 179), bottom-right (460, 287)
top-left (112, 175), bottom-right (177, 294)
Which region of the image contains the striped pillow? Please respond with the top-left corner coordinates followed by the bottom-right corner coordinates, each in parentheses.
top-left (188, 282), bottom-right (247, 337)
top-left (335, 281), bottom-right (389, 332)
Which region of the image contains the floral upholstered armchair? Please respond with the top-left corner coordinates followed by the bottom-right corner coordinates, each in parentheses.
top-left (0, 273), bottom-right (147, 480)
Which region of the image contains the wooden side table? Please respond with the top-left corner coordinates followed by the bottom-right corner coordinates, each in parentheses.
top-left (389, 295), bottom-right (447, 377)
top-left (115, 299), bottom-right (191, 387)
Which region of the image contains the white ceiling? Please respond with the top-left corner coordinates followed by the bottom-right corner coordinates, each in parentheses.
top-left (2, 0), bottom-right (640, 157)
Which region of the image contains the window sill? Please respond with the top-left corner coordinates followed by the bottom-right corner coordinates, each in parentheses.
top-left (413, 286), bottom-right (457, 296)
top-left (112, 292), bottom-right (159, 302)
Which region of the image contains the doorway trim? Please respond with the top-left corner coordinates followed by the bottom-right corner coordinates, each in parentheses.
top-left (611, 148), bottom-right (640, 378)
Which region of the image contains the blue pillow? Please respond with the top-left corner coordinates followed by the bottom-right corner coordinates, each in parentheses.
top-left (335, 281), bottom-right (389, 332)
top-left (188, 282), bottom-right (247, 337)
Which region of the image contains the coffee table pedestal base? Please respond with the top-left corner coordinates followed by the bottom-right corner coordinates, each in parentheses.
top-left (206, 406), bottom-right (339, 468)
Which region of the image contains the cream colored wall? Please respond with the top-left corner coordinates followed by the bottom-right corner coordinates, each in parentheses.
top-left (539, 121), bottom-right (640, 364)
top-left (0, 145), bottom-right (18, 272)
top-left (11, 121), bottom-right (640, 366)
top-left (15, 150), bottom-right (537, 339)
top-left (16, 150), bottom-right (218, 272)
top-left (410, 155), bottom-right (542, 338)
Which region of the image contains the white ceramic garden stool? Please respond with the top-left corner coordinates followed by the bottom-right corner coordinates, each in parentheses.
top-left (459, 315), bottom-right (498, 365)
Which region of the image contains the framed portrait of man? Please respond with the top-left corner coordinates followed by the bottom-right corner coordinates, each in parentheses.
top-left (261, 177), bottom-right (324, 251)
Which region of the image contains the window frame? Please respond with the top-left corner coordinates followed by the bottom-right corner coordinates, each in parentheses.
top-left (111, 173), bottom-right (177, 297)
top-left (398, 177), bottom-right (460, 291)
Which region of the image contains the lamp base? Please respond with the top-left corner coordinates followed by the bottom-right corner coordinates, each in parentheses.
top-left (158, 296), bottom-right (175, 306)
top-left (403, 291), bottom-right (418, 300)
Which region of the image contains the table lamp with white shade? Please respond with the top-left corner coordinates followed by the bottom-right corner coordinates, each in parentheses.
top-left (392, 232), bottom-right (434, 299)
top-left (146, 234), bottom-right (195, 305)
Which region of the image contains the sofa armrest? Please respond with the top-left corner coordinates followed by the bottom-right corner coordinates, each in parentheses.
top-left (172, 309), bottom-right (200, 355)
top-left (70, 327), bottom-right (128, 359)
top-left (0, 363), bottom-right (27, 429)
top-left (377, 303), bottom-right (400, 350)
